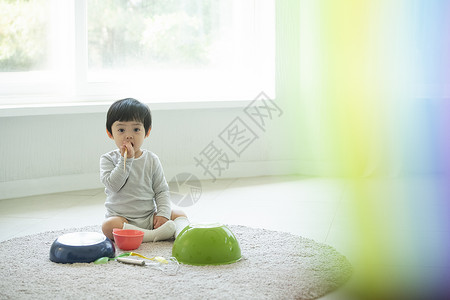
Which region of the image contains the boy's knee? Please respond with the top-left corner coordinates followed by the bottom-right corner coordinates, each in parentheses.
top-left (102, 216), bottom-right (128, 240)
top-left (171, 209), bottom-right (187, 220)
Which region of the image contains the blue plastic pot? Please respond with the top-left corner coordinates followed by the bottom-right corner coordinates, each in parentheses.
top-left (49, 232), bottom-right (115, 264)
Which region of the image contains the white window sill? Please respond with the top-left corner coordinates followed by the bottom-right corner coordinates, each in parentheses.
top-left (0, 98), bottom-right (252, 117)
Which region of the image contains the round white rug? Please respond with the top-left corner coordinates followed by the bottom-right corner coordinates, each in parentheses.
top-left (0, 225), bottom-right (352, 299)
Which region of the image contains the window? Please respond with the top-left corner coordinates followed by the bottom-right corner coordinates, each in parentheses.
top-left (0, 0), bottom-right (275, 106)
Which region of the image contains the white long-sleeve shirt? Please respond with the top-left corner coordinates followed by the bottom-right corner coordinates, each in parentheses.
top-left (100, 149), bottom-right (171, 220)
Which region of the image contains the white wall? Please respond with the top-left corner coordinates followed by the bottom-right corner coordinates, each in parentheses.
top-left (0, 105), bottom-right (299, 200)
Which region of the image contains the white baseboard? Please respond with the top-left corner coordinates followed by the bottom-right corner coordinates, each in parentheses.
top-left (0, 173), bottom-right (102, 200)
top-left (0, 160), bottom-right (302, 200)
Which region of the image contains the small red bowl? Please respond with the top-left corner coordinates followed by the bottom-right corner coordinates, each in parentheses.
top-left (112, 229), bottom-right (144, 250)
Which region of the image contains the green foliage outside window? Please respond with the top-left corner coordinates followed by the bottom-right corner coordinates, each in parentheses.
top-left (88, 0), bottom-right (220, 69)
top-left (0, 0), bottom-right (221, 72)
top-left (0, 0), bottom-right (49, 72)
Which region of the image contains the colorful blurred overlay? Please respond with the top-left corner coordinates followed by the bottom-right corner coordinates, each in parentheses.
top-left (290, 0), bottom-right (450, 299)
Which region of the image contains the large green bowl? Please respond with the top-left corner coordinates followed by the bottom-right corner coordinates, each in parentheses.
top-left (172, 223), bottom-right (241, 266)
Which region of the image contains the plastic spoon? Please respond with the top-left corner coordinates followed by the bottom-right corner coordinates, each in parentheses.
top-left (93, 252), bottom-right (165, 265)
top-left (94, 252), bottom-right (131, 264)
top-left (117, 257), bottom-right (145, 266)
top-left (128, 252), bottom-right (168, 264)
top-left (94, 257), bottom-right (109, 264)
top-left (94, 252), bottom-right (178, 275)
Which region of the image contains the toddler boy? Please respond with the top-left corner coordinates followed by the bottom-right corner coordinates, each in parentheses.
top-left (100, 98), bottom-right (189, 242)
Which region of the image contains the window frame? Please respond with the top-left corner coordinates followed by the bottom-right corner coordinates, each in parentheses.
top-left (0, 0), bottom-right (275, 108)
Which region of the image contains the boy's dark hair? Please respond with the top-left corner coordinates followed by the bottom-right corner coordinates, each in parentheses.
top-left (106, 98), bottom-right (152, 135)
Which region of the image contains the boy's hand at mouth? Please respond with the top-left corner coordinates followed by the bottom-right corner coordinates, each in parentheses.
top-left (121, 141), bottom-right (135, 158)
